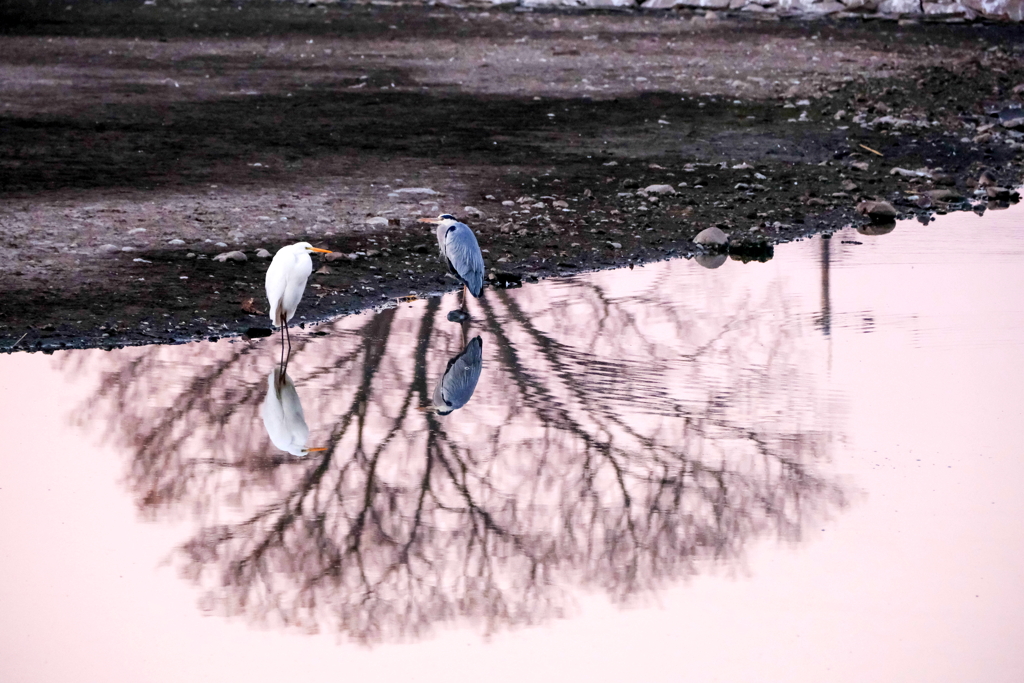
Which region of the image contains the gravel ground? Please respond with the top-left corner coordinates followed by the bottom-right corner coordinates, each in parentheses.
top-left (1, 0), bottom-right (1023, 350)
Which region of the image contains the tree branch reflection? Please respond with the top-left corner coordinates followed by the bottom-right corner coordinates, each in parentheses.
top-left (64, 260), bottom-right (847, 644)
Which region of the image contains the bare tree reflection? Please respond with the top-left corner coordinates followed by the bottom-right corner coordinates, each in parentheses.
top-left (63, 258), bottom-right (847, 644)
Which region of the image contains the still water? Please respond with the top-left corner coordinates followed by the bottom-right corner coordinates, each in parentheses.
top-left (2, 206), bottom-right (1024, 682)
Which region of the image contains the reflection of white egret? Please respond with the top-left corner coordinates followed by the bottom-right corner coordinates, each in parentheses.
top-left (419, 214), bottom-right (484, 318)
top-left (431, 336), bottom-right (483, 415)
top-left (261, 366), bottom-right (325, 456)
top-left (265, 242), bottom-right (332, 358)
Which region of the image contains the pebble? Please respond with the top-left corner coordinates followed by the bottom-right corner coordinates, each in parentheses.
top-left (213, 251), bottom-right (247, 262)
top-left (132, 258), bottom-right (152, 264)
top-left (851, 161), bottom-right (871, 172)
top-left (640, 184), bottom-right (676, 195)
top-left (693, 226), bottom-right (728, 246)
top-left (841, 179), bottom-right (860, 192)
top-left (129, 228), bottom-right (147, 234)
top-left (315, 265), bottom-right (332, 274)
top-left (464, 206), bottom-right (485, 218)
top-left (978, 169), bottom-right (998, 187)
top-left (120, 246), bottom-right (136, 252)
top-left (215, 242), bottom-right (228, 248)
top-left (502, 200), bottom-right (515, 207)
top-left (97, 244), bottom-right (121, 254)
top-left (394, 187), bottom-right (438, 196)
top-left (606, 241), bottom-right (622, 249)
top-left (926, 189), bottom-right (962, 202)
top-left (167, 239), bottom-right (185, 245)
top-left (889, 167), bottom-right (932, 179)
top-left (366, 216), bottom-right (390, 228)
top-left (256, 248), bottom-right (272, 258)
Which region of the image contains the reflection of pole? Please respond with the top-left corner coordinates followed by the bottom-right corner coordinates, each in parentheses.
top-left (818, 234), bottom-right (831, 338)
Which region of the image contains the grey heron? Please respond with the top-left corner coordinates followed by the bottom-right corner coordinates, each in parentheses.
top-left (419, 214), bottom-right (485, 318)
top-left (265, 242), bottom-right (332, 361)
top-left (261, 364), bottom-right (327, 456)
top-left (431, 335), bottom-right (483, 415)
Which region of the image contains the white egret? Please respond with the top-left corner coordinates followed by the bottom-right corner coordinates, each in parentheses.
top-left (265, 242), bottom-right (332, 357)
top-left (261, 365), bottom-right (326, 457)
top-left (419, 214), bottom-right (484, 318)
top-left (431, 336), bottom-right (483, 415)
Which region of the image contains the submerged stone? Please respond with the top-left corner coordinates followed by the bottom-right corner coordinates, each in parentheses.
top-left (694, 226), bottom-right (728, 247)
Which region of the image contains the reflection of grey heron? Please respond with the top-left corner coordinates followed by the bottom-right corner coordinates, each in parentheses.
top-left (419, 214), bottom-right (484, 318)
top-left (261, 365), bottom-right (326, 456)
top-left (265, 242), bottom-right (332, 361)
top-left (431, 336), bottom-right (483, 415)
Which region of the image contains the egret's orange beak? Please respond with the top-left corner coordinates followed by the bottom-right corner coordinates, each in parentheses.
top-left (305, 447), bottom-right (328, 452)
top-left (418, 217), bottom-right (440, 224)
top-left (307, 247), bottom-right (332, 254)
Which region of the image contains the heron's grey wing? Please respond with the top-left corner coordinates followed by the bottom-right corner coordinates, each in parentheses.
top-left (438, 336), bottom-right (483, 412)
top-left (444, 224), bottom-right (485, 297)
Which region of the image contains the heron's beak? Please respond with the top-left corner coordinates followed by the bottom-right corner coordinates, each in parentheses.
top-left (307, 247), bottom-right (332, 254)
top-left (418, 217), bottom-right (440, 224)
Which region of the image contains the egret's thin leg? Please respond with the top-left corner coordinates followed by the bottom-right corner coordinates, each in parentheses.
top-left (279, 325), bottom-right (286, 368)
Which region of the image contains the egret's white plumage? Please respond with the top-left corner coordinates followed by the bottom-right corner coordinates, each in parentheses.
top-left (420, 214), bottom-right (485, 298)
top-left (261, 366), bottom-right (314, 456)
top-left (431, 336), bottom-right (483, 415)
top-left (265, 242), bottom-right (332, 328)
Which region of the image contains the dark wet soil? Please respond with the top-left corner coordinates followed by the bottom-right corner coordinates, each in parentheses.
top-left (1, 0), bottom-right (1022, 351)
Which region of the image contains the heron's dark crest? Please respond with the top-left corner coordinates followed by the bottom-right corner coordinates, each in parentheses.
top-left (439, 213), bottom-right (458, 221)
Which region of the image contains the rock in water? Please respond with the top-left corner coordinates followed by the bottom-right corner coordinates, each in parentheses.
top-left (857, 221), bottom-right (896, 236)
top-left (856, 200), bottom-right (898, 222)
top-left (693, 226), bottom-right (728, 246)
top-left (695, 253), bottom-right (728, 269)
top-left (488, 271), bottom-right (523, 288)
top-left (986, 186), bottom-right (1020, 201)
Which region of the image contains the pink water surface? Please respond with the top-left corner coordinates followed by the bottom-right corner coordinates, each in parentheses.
top-left (2, 206), bottom-right (1023, 683)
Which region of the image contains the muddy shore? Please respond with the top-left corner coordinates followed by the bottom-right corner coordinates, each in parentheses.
top-left (1, 0), bottom-right (1023, 351)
